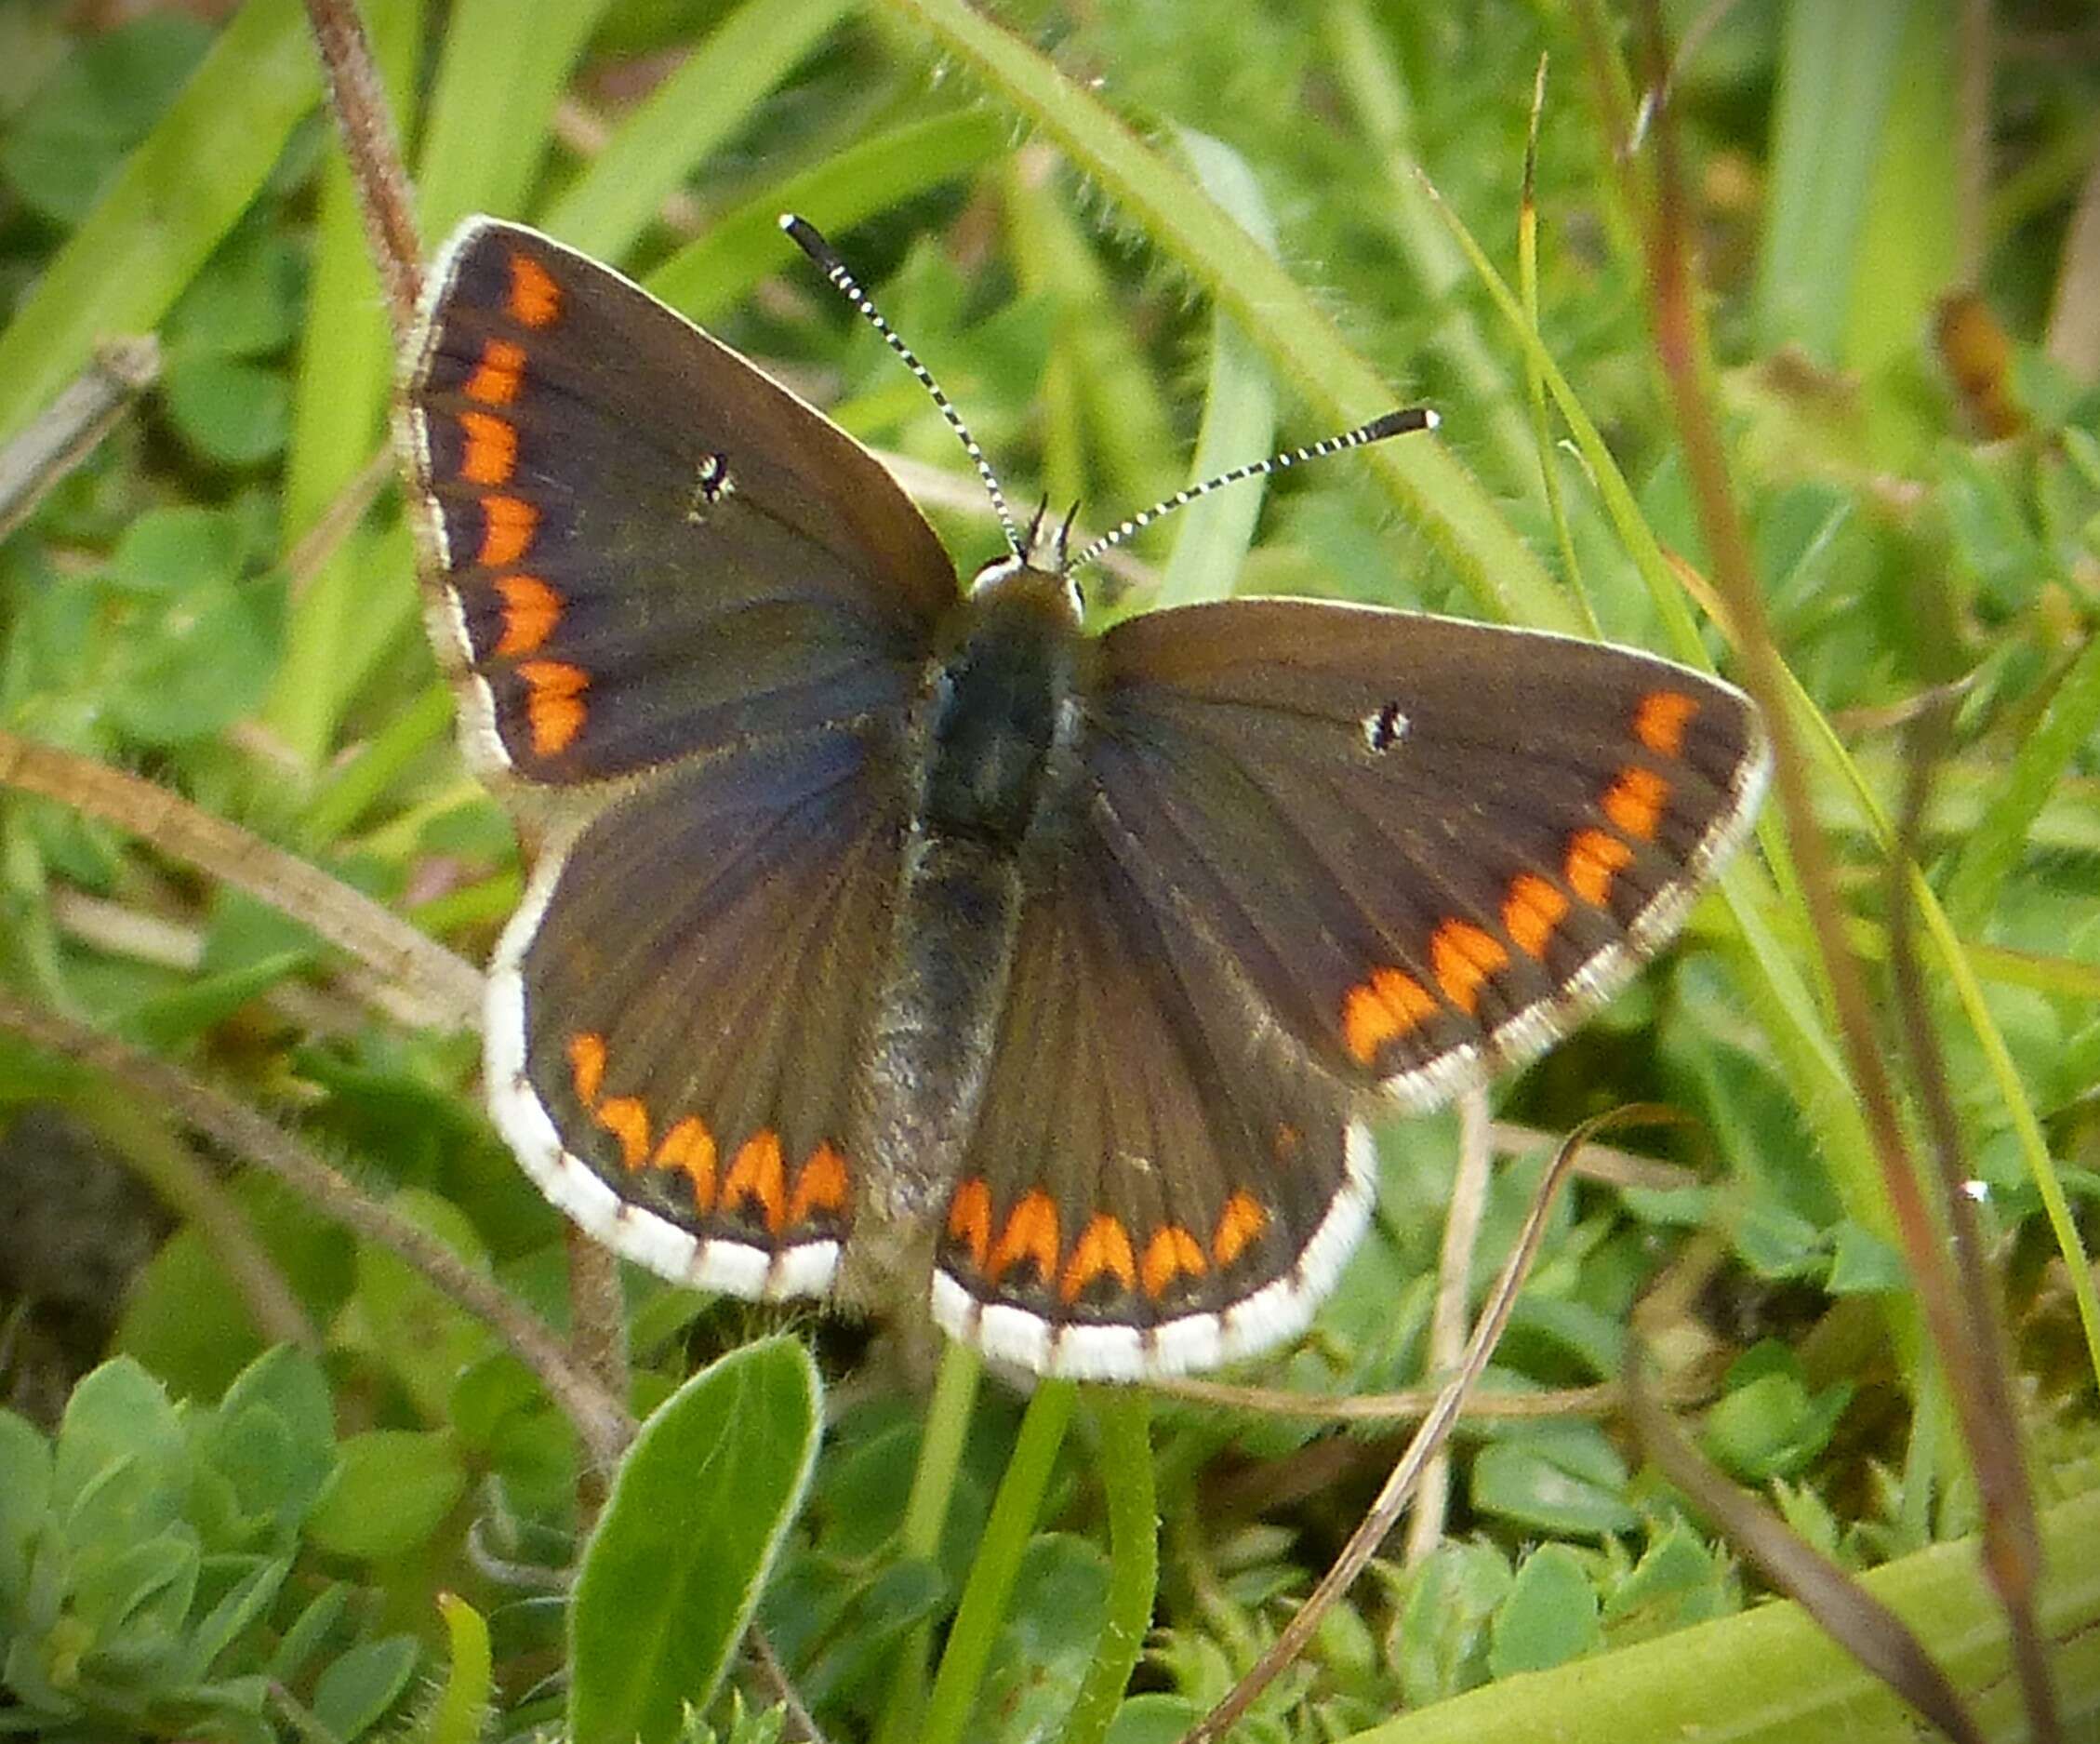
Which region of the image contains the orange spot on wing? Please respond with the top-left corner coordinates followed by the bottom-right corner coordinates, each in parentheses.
top-left (788, 1142), bottom-right (849, 1224)
top-left (1634, 689), bottom-right (1700, 757)
top-left (723, 1131), bottom-right (787, 1233)
top-left (477, 494), bottom-right (538, 566)
top-left (494, 575), bottom-right (561, 657)
top-left (1342, 966), bottom-right (1440, 1065)
top-left (1503, 872), bottom-right (1569, 959)
top-left (457, 410), bottom-right (516, 486)
top-left (517, 659), bottom-right (589, 755)
top-left (566, 1032), bottom-right (606, 1107)
top-left (1212, 1192), bottom-right (1269, 1270)
top-left (1567, 828), bottom-right (1634, 906)
top-left (464, 338), bottom-right (525, 405)
top-left (595, 1096), bottom-right (650, 1168)
top-left (655, 1116), bottom-right (717, 1209)
top-left (1058, 1213), bottom-right (1136, 1304)
top-left (988, 1190), bottom-right (1060, 1286)
top-left (1140, 1225), bottom-right (1207, 1299)
top-left (1430, 919), bottom-right (1509, 1016)
top-left (947, 1178), bottom-right (992, 1271)
top-left (507, 251), bottom-right (561, 327)
top-left (1602, 765), bottom-right (1669, 841)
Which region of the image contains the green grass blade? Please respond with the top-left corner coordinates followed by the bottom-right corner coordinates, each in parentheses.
top-left (1755, 0), bottom-right (1914, 363)
top-left (874, 0), bottom-right (1573, 632)
top-left (0, 0), bottom-right (316, 443)
top-left (1151, 127), bottom-right (1280, 613)
top-left (540, 0), bottom-right (852, 261)
top-left (266, 0), bottom-right (423, 765)
top-left (1940, 632), bottom-right (2100, 933)
top-left (569, 1337), bottom-right (821, 1744)
top-left (415, 0), bottom-right (612, 236)
top-left (919, 1378), bottom-right (1076, 1744)
top-left (647, 109), bottom-right (1008, 323)
top-left (1350, 1483), bottom-right (2100, 1742)
top-left (1061, 1391), bottom-right (1155, 1744)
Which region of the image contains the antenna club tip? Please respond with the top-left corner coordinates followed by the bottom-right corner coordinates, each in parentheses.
top-left (780, 213), bottom-right (843, 270)
top-left (1363, 406), bottom-right (1439, 442)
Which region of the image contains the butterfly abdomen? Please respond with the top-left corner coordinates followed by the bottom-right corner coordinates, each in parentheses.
top-left (844, 566), bottom-right (1093, 1295)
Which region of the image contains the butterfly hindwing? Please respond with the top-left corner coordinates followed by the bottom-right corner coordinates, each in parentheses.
top-left (400, 219), bottom-right (956, 784)
top-left (931, 819), bottom-right (1377, 1380)
top-left (1088, 599), bottom-right (1770, 1110)
top-left (485, 728), bottom-right (906, 1297)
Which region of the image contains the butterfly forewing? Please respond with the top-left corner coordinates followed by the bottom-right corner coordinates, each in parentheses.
top-left (400, 219), bottom-right (956, 784)
top-left (931, 821), bottom-right (1376, 1380)
top-left (1089, 600), bottom-right (1770, 1109)
top-left (486, 728), bottom-right (905, 1296)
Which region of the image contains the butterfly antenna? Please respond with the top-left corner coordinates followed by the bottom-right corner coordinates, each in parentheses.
top-left (1065, 406), bottom-right (1440, 574)
top-left (779, 214), bottom-right (1026, 559)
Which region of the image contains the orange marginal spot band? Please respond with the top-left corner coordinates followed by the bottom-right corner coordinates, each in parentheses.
top-left (567, 1032), bottom-right (606, 1108)
top-left (456, 410), bottom-right (516, 486)
top-left (1429, 918), bottom-right (1509, 1016)
top-left (1140, 1225), bottom-right (1207, 1299)
top-left (948, 1178), bottom-right (993, 1270)
top-left (1212, 1192), bottom-right (1269, 1270)
top-left (1058, 1213), bottom-right (1136, 1304)
top-left (1602, 765), bottom-right (1669, 842)
top-left (722, 1131), bottom-right (787, 1233)
top-left (494, 575), bottom-right (562, 657)
top-left (988, 1190), bottom-right (1060, 1286)
top-left (1634, 688), bottom-right (1700, 757)
top-left (595, 1096), bottom-right (650, 1169)
top-left (788, 1141), bottom-right (849, 1225)
top-left (1567, 828), bottom-right (1634, 907)
top-left (507, 251), bottom-right (561, 327)
top-left (1503, 872), bottom-right (1569, 959)
top-left (477, 494), bottom-right (538, 566)
top-left (654, 1116), bottom-right (717, 1210)
top-left (516, 660), bottom-right (589, 755)
top-left (1342, 965), bottom-right (1440, 1066)
top-left (464, 338), bottom-right (526, 405)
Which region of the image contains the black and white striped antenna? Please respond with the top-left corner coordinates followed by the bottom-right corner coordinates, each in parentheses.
top-left (782, 214), bottom-right (1440, 579)
top-left (1063, 406), bottom-right (1438, 574)
top-left (780, 214), bottom-right (1026, 559)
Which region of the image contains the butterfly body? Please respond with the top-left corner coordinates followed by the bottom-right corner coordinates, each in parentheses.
top-left (400, 216), bottom-right (1771, 1380)
top-left (850, 560), bottom-right (1089, 1292)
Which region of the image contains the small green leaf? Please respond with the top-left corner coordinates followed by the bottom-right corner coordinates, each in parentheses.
top-left (1470, 1430), bottom-right (1637, 1538)
top-left (311, 1633), bottom-right (419, 1740)
top-left (1703, 1350), bottom-right (1854, 1483)
top-left (106, 577), bottom-right (280, 744)
top-left (165, 229), bottom-right (301, 359)
top-left (570, 1337), bottom-right (822, 1744)
top-left (968, 1533), bottom-right (1110, 1742)
top-left (160, 353), bottom-right (290, 466)
top-left (426, 1592), bottom-right (493, 1744)
top-left (180, 1555), bottom-right (290, 1679)
top-left (0, 15), bottom-right (212, 226)
top-left (1602, 1526), bottom-right (1735, 1644)
top-left (54, 1358), bottom-right (185, 1521)
top-left (1389, 1538), bottom-right (1510, 1705)
top-left (1489, 1544), bottom-right (1602, 1677)
top-left (106, 505), bottom-right (245, 595)
top-left (0, 1412), bottom-right (52, 1603)
top-left (307, 1431), bottom-right (466, 1562)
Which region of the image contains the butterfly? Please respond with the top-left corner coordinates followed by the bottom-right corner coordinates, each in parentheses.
top-left (397, 215), bottom-right (1769, 1381)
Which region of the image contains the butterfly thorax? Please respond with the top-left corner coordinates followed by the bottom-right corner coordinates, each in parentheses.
top-left (841, 562), bottom-right (1093, 1305)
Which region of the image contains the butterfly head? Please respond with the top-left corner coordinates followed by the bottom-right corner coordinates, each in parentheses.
top-left (970, 497), bottom-right (1084, 619)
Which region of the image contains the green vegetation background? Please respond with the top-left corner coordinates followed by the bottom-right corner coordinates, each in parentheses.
top-left (0, 1), bottom-right (2097, 1741)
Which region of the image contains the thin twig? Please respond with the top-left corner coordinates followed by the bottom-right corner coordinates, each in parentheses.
top-left (750, 1626), bottom-right (831, 1744)
top-left (1403, 1087), bottom-right (1489, 1565)
top-left (301, 0), bottom-right (422, 332)
top-left (1628, 6), bottom-right (2058, 1737)
top-left (0, 338), bottom-right (160, 541)
top-left (1178, 1112), bottom-right (1623, 1744)
top-left (0, 992), bottom-right (634, 1471)
top-left (0, 732), bottom-right (483, 1032)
